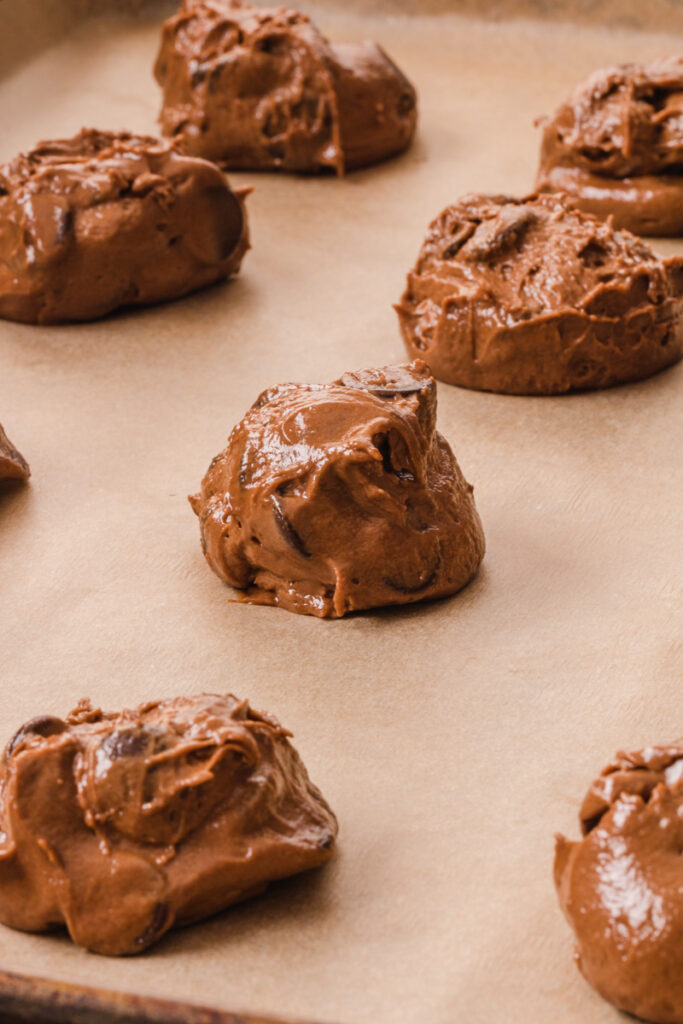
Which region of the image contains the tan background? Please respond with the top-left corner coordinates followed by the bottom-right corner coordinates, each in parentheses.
top-left (1, 2), bottom-right (682, 1022)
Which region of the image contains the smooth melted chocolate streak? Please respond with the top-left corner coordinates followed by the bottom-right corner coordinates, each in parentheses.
top-left (0, 694), bottom-right (337, 955)
top-left (190, 361), bottom-right (485, 618)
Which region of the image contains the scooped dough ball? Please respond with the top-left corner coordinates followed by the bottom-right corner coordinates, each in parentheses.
top-left (397, 192), bottom-right (683, 394)
top-left (0, 693), bottom-right (337, 955)
top-left (0, 128), bottom-right (249, 324)
top-left (154, 0), bottom-right (417, 174)
top-left (190, 360), bottom-right (485, 617)
top-left (536, 58), bottom-right (683, 236)
top-left (556, 739), bottom-right (683, 1023)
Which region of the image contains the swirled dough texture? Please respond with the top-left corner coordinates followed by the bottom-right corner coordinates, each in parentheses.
top-left (556, 741), bottom-right (683, 1023)
top-left (154, 0), bottom-right (417, 174)
top-left (396, 193), bottom-right (683, 395)
top-left (0, 694), bottom-right (337, 955)
top-left (0, 129), bottom-right (249, 324)
top-left (0, 425), bottom-right (29, 481)
top-left (536, 58), bottom-right (683, 236)
top-left (189, 361), bottom-right (485, 618)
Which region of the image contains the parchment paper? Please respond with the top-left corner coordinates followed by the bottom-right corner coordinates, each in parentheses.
top-left (1, 5), bottom-right (682, 1023)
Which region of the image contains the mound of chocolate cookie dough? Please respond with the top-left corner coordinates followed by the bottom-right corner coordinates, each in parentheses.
top-left (0, 693), bottom-right (336, 955)
top-left (536, 58), bottom-right (683, 236)
top-left (0, 424), bottom-right (29, 481)
top-left (396, 193), bottom-right (683, 395)
top-left (0, 128), bottom-right (249, 324)
top-left (556, 740), bottom-right (683, 1024)
top-left (189, 360), bottom-right (485, 618)
top-left (154, 0), bottom-right (417, 174)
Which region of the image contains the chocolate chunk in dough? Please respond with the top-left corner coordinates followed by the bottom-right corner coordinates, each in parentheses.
top-left (536, 58), bottom-right (683, 236)
top-left (0, 693), bottom-right (337, 955)
top-left (0, 129), bottom-right (249, 324)
top-left (0, 424), bottom-right (30, 481)
top-left (555, 740), bottom-right (683, 1024)
top-left (396, 192), bottom-right (683, 395)
top-left (154, 0), bottom-right (417, 174)
top-left (189, 360), bottom-right (485, 618)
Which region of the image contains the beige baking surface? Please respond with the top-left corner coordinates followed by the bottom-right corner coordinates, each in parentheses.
top-left (1, 4), bottom-right (682, 1022)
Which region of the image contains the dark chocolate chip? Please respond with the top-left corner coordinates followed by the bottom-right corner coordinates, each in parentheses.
top-left (578, 240), bottom-right (609, 267)
top-left (267, 141), bottom-right (286, 162)
top-left (384, 553), bottom-right (441, 595)
top-left (371, 384), bottom-right (424, 399)
top-left (465, 207), bottom-right (536, 263)
top-left (398, 92), bottom-right (415, 116)
top-left (383, 567), bottom-right (439, 595)
top-left (134, 902), bottom-right (169, 949)
top-left (272, 496), bottom-right (310, 558)
top-left (187, 746), bottom-right (213, 764)
top-left (191, 64), bottom-right (207, 86)
top-left (100, 727), bottom-right (157, 761)
top-left (441, 220), bottom-right (477, 259)
top-left (339, 373), bottom-right (425, 398)
top-left (372, 433), bottom-right (415, 482)
top-left (56, 207), bottom-right (73, 244)
top-left (6, 716), bottom-right (67, 758)
top-left (256, 34), bottom-right (286, 55)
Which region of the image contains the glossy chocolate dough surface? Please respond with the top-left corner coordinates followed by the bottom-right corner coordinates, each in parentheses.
top-left (0, 129), bottom-right (249, 324)
top-left (0, 693), bottom-right (337, 956)
top-left (154, 0), bottom-right (417, 174)
top-left (190, 361), bottom-right (485, 618)
top-left (397, 192), bottom-right (683, 395)
top-left (555, 741), bottom-right (683, 1024)
top-left (0, 425), bottom-right (29, 482)
top-left (536, 58), bottom-right (683, 236)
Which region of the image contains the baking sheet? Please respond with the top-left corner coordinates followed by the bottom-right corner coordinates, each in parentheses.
top-left (1, 4), bottom-right (682, 1023)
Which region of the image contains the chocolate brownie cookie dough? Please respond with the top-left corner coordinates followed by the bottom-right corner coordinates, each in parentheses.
top-left (190, 361), bottom-right (485, 617)
top-left (556, 740), bottom-right (683, 1023)
top-left (536, 58), bottom-right (683, 236)
top-left (0, 129), bottom-right (249, 324)
top-left (397, 192), bottom-right (683, 394)
top-left (155, 0), bottom-right (417, 174)
top-left (0, 693), bottom-right (336, 955)
top-left (0, 424), bottom-right (29, 481)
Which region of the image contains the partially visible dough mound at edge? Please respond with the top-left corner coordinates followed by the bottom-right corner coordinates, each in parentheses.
top-left (0, 424), bottom-right (29, 481)
top-left (0, 694), bottom-right (337, 955)
top-left (154, 0), bottom-right (417, 174)
top-left (555, 741), bottom-right (683, 1024)
top-left (0, 128), bottom-right (249, 324)
top-left (536, 58), bottom-right (683, 236)
top-left (397, 192), bottom-right (683, 395)
top-left (190, 360), bottom-right (485, 618)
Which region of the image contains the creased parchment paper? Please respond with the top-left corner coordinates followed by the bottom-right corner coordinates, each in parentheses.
top-left (1, 5), bottom-right (682, 1023)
